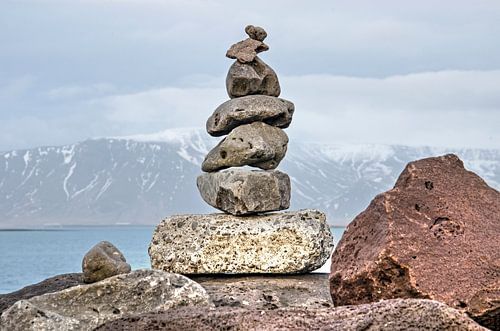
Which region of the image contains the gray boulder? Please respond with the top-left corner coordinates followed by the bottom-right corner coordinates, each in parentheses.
top-left (226, 57), bottom-right (280, 98)
top-left (82, 241), bottom-right (131, 283)
top-left (206, 95), bottom-right (294, 137)
top-left (149, 209), bottom-right (334, 274)
top-left (0, 270), bottom-right (212, 331)
top-left (197, 169), bottom-right (290, 215)
top-left (201, 122), bottom-right (288, 172)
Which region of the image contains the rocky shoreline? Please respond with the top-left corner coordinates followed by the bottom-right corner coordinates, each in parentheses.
top-left (0, 25), bottom-right (498, 330)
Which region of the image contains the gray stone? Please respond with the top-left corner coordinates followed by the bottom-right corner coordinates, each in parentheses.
top-left (226, 57), bottom-right (280, 98)
top-left (192, 274), bottom-right (333, 310)
top-left (201, 122), bottom-right (288, 172)
top-left (206, 95), bottom-right (294, 137)
top-left (0, 270), bottom-right (212, 331)
top-left (245, 24), bottom-right (267, 41)
top-left (197, 169), bottom-right (290, 215)
top-left (82, 241), bottom-right (131, 283)
top-left (0, 273), bottom-right (84, 314)
top-left (96, 299), bottom-right (488, 331)
top-left (149, 209), bottom-right (334, 274)
top-left (226, 38), bottom-right (269, 63)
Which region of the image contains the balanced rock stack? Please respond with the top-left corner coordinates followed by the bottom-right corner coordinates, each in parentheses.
top-left (149, 25), bottom-right (334, 274)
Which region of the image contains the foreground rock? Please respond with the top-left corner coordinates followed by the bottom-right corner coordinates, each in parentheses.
top-left (197, 169), bottom-right (290, 215)
top-left (192, 274), bottom-right (332, 309)
top-left (206, 95), bottom-right (294, 137)
top-left (226, 57), bottom-right (280, 98)
top-left (96, 299), bottom-right (487, 331)
top-left (0, 270), bottom-right (211, 330)
top-left (329, 154), bottom-right (500, 330)
top-left (245, 24), bottom-right (267, 42)
top-left (0, 273), bottom-right (84, 314)
top-left (149, 209), bottom-right (333, 274)
top-left (82, 241), bottom-right (131, 283)
top-left (202, 121), bottom-right (288, 172)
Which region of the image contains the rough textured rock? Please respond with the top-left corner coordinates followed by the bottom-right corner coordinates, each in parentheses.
top-left (0, 273), bottom-right (84, 314)
top-left (329, 154), bottom-right (500, 330)
top-left (206, 95), bottom-right (294, 137)
top-left (226, 38), bottom-right (269, 63)
top-left (192, 274), bottom-right (333, 309)
top-left (149, 209), bottom-right (333, 274)
top-left (226, 57), bottom-right (280, 98)
top-left (197, 169), bottom-right (290, 215)
top-left (82, 241), bottom-right (131, 283)
top-left (245, 24), bottom-right (267, 41)
top-left (202, 122), bottom-right (288, 172)
top-left (0, 270), bottom-right (211, 331)
top-left (96, 299), bottom-right (487, 331)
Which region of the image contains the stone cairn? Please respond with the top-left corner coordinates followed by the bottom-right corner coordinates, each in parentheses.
top-left (149, 25), bottom-right (334, 275)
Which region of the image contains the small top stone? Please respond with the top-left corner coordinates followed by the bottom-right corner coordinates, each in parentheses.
top-left (82, 241), bottom-right (131, 283)
top-left (245, 25), bottom-right (267, 41)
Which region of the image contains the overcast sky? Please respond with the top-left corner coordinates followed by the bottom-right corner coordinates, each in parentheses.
top-left (1, 0), bottom-right (500, 151)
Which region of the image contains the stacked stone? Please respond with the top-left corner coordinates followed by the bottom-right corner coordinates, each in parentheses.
top-left (197, 25), bottom-right (293, 215)
top-left (149, 26), bottom-right (333, 275)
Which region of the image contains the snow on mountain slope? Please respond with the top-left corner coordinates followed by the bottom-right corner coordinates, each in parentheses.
top-left (1, 128), bottom-right (499, 228)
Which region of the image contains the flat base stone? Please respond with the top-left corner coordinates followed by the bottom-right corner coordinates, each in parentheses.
top-left (197, 169), bottom-right (290, 215)
top-left (149, 209), bottom-right (334, 274)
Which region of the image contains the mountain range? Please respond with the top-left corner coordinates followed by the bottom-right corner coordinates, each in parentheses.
top-left (1, 128), bottom-right (499, 228)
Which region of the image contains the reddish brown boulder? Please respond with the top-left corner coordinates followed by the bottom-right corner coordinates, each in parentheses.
top-left (329, 154), bottom-right (500, 330)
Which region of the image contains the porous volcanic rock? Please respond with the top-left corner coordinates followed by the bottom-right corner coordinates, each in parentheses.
top-left (201, 122), bottom-right (288, 172)
top-left (82, 241), bottom-right (131, 283)
top-left (149, 209), bottom-right (333, 274)
top-left (0, 273), bottom-right (84, 314)
top-left (96, 299), bottom-right (487, 331)
top-left (197, 169), bottom-right (290, 215)
top-left (226, 57), bottom-right (280, 98)
top-left (226, 38), bottom-right (269, 63)
top-left (329, 154), bottom-right (500, 330)
top-left (245, 24), bottom-right (267, 41)
top-left (192, 274), bottom-right (333, 310)
top-left (0, 270), bottom-right (211, 330)
top-left (206, 95), bottom-right (294, 137)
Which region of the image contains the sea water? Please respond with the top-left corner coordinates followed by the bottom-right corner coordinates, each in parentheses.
top-left (0, 226), bottom-right (345, 294)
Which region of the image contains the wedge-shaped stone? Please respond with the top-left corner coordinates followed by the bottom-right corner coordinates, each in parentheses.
top-left (226, 57), bottom-right (280, 98)
top-left (206, 95), bottom-right (294, 137)
top-left (149, 209), bottom-right (334, 274)
top-left (201, 122), bottom-right (288, 172)
top-left (226, 38), bottom-right (269, 63)
top-left (197, 169), bottom-right (290, 215)
top-left (0, 270), bottom-right (212, 331)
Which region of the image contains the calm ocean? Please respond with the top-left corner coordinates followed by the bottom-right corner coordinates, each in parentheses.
top-left (0, 226), bottom-right (345, 294)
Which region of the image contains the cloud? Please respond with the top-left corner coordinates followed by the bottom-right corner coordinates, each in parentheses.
top-left (46, 83), bottom-right (116, 100)
top-left (1, 1), bottom-right (499, 150)
top-left (2, 69), bottom-right (497, 151)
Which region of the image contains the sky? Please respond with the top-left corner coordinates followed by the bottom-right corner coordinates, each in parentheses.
top-left (1, 0), bottom-right (500, 151)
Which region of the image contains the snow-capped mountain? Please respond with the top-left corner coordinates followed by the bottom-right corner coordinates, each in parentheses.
top-left (1, 128), bottom-right (499, 228)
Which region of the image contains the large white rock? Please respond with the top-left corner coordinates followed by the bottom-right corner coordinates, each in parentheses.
top-left (149, 209), bottom-right (334, 274)
top-left (0, 270), bottom-right (212, 331)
